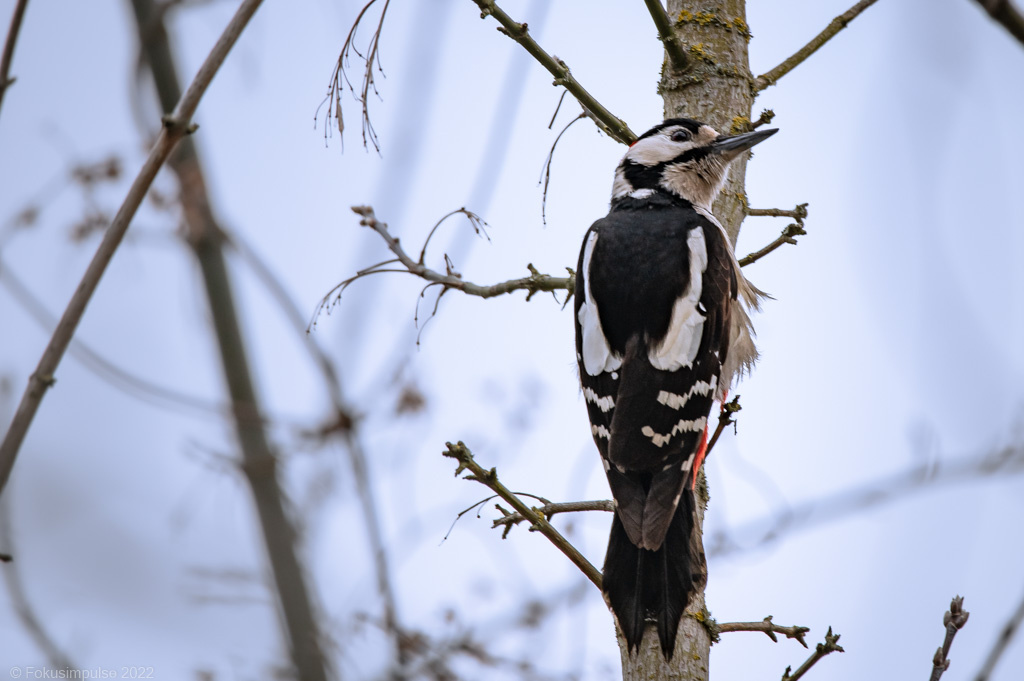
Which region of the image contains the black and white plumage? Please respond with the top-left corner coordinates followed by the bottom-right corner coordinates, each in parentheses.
top-left (574, 118), bottom-right (776, 657)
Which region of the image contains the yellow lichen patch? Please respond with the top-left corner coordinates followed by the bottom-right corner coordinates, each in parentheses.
top-left (732, 16), bottom-right (752, 40)
top-left (677, 9), bottom-right (693, 22)
top-left (730, 115), bottom-right (751, 134)
top-left (694, 11), bottom-right (717, 25)
top-left (688, 43), bottom-right (715, 64)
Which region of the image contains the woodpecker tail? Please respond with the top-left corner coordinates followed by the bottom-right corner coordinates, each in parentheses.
top-left (602, 489), bottom-right (697, 658)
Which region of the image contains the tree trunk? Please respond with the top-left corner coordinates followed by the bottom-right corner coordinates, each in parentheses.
top-left (619, 2), bottom-right (753, 679)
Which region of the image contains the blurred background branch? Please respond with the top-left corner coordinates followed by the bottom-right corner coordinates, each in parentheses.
top-left (972, 0), bottom-right (1024, 45)
top-left (0, 0), bottom-right (29, 120)
top-left (127, 0), bottom-right (328, 678)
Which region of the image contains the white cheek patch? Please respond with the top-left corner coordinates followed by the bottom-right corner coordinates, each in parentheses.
top-left (624, 132), bottom-right (695, 166)
top-left (640, 417), bottom-right (708, 448)
top-left (629, 188), bottom-right (655, 200)
top-left (656, 376), bottom-right (717, 410)
top-left (584, 387), bottom-right (615, 413)
top-left (649, 228), bottom-right (708, 371)
top-left (579, 232), bottom-right (622, 376)
top-left (592, 424), bottom-right (611, 439)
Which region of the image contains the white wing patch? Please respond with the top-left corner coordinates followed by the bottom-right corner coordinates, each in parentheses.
top-left (641, 416), bottom-right (708, 448)
top-left (648, 227), bottom-right (708, 371)
top-left (656, 376), bottom-right (717, 410)
top-left (579, 231), bottom-right (622, 376)
top-left (592, 424), bottom-right (611, 439)
top-left (584, 387), bottom-right (615, 413)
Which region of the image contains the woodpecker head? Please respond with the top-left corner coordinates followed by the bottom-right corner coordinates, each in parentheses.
top-left (611, 118), bottom-right (778, 209)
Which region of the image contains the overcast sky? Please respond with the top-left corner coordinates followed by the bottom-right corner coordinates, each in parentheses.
top-left (1, 0), bottom-right (1023, 679)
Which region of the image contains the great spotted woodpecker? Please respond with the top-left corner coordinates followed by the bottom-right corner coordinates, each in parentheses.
top-left (574, 118), bottom-right (776, 657)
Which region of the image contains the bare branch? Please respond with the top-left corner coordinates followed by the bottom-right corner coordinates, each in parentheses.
top-left (226, 231), bottom-right (406, 667)
top-left (126, 1), bottom-right (329, 677)
top-left (418, 207), bottom-right (490, 266)
top-left (442, 441), bottom-right (603, 589)
top-left (739, 203), bottom-right (809, 267)
top-left (973, 0), bottom-right (1024, 47)
top-left (781, 627), bottom-right (844, 681)
top-left (539, 111), bottom-right (586, 225)
top-left (313, 206), bottom-right (573, 327)
top-left (746, 204), bottom-right (809, 220)
top-left (319, 0), bottom-right (392, 151)
top-left (492, 499), bottom-right (615, 536)
top-left (0, 255), bottom-right (235, 422)
top-left (642, 0), bottom-right (690, 72)
top-left (754, 0), bottom-right (880, 92)
top-left (469, 0), bottom-right (636, 145)
top-left (0, 0), bottom-right (264, 499)
top-left (974, 584), bottom-right (1024, 681)
top-left (931, 596), bottom-right (970, 681)
top-left (710, 443), bottom-right (1024, 560)
top-left (0, 0), bottom-right (29, 119)
top-left (718, 616), bottom-right (810, 647)
top-left (706, 395), bottom-right (742, 459)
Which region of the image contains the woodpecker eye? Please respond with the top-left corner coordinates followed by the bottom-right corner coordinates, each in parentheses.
top-left (670, 130), bottom-right (691, 143)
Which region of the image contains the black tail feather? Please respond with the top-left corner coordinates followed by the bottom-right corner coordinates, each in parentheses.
top-left (603, 491), bottom-right (696, 658)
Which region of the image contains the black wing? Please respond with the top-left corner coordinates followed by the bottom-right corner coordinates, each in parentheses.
top-left (574, 205), bottom-right (736, 549)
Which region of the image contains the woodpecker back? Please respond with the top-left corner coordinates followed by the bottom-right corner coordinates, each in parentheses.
top-left (574, 118), bottom-right (776, 658)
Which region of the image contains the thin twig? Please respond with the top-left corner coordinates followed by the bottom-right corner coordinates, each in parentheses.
top-left (754, 0), bottom-right (880, 92)
top-left (746, 205), bottom-right (808, 219)
top-left (705, 395), bottom-right (741, 458)
top-left (443, 441), bottom-right (603, 589)
top-left (642, 0), bottom-right (689, 72)
top-left (0, 0), bottom-right (29, 119)
top-left (973, 0), bottom-right (1024, 47)
top-left (417, 208), bottom-right (489, 266)
top-left (739, 203), bottom-right (809, 267)
top-left (312, 206), bottom-right (573, 326)
top-left (781, 627), bottom-right (844, 681)
top-left (0, 0), bottom-right (264, 498)
top-left (469, 0), bottom-right (636, 145)
top-left (319, 0), bottom-right (392, 151)
top-left (718, 616), bottom-right (809, 647)
top-left (974, 584), bottom-right (1024, 681)
top-left (539, 111), bottom-right (586, 225)
top-left (491, 499), bottom-right (615, 536)
top-left (931, 596), bottom-right (970, 681)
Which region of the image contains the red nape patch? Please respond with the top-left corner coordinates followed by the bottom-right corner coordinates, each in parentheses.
top-left (691, 424), bottom-right (709, 489)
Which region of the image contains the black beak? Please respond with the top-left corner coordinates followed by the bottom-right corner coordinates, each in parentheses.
top-left (711, 128), bottom-right (778, 160)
